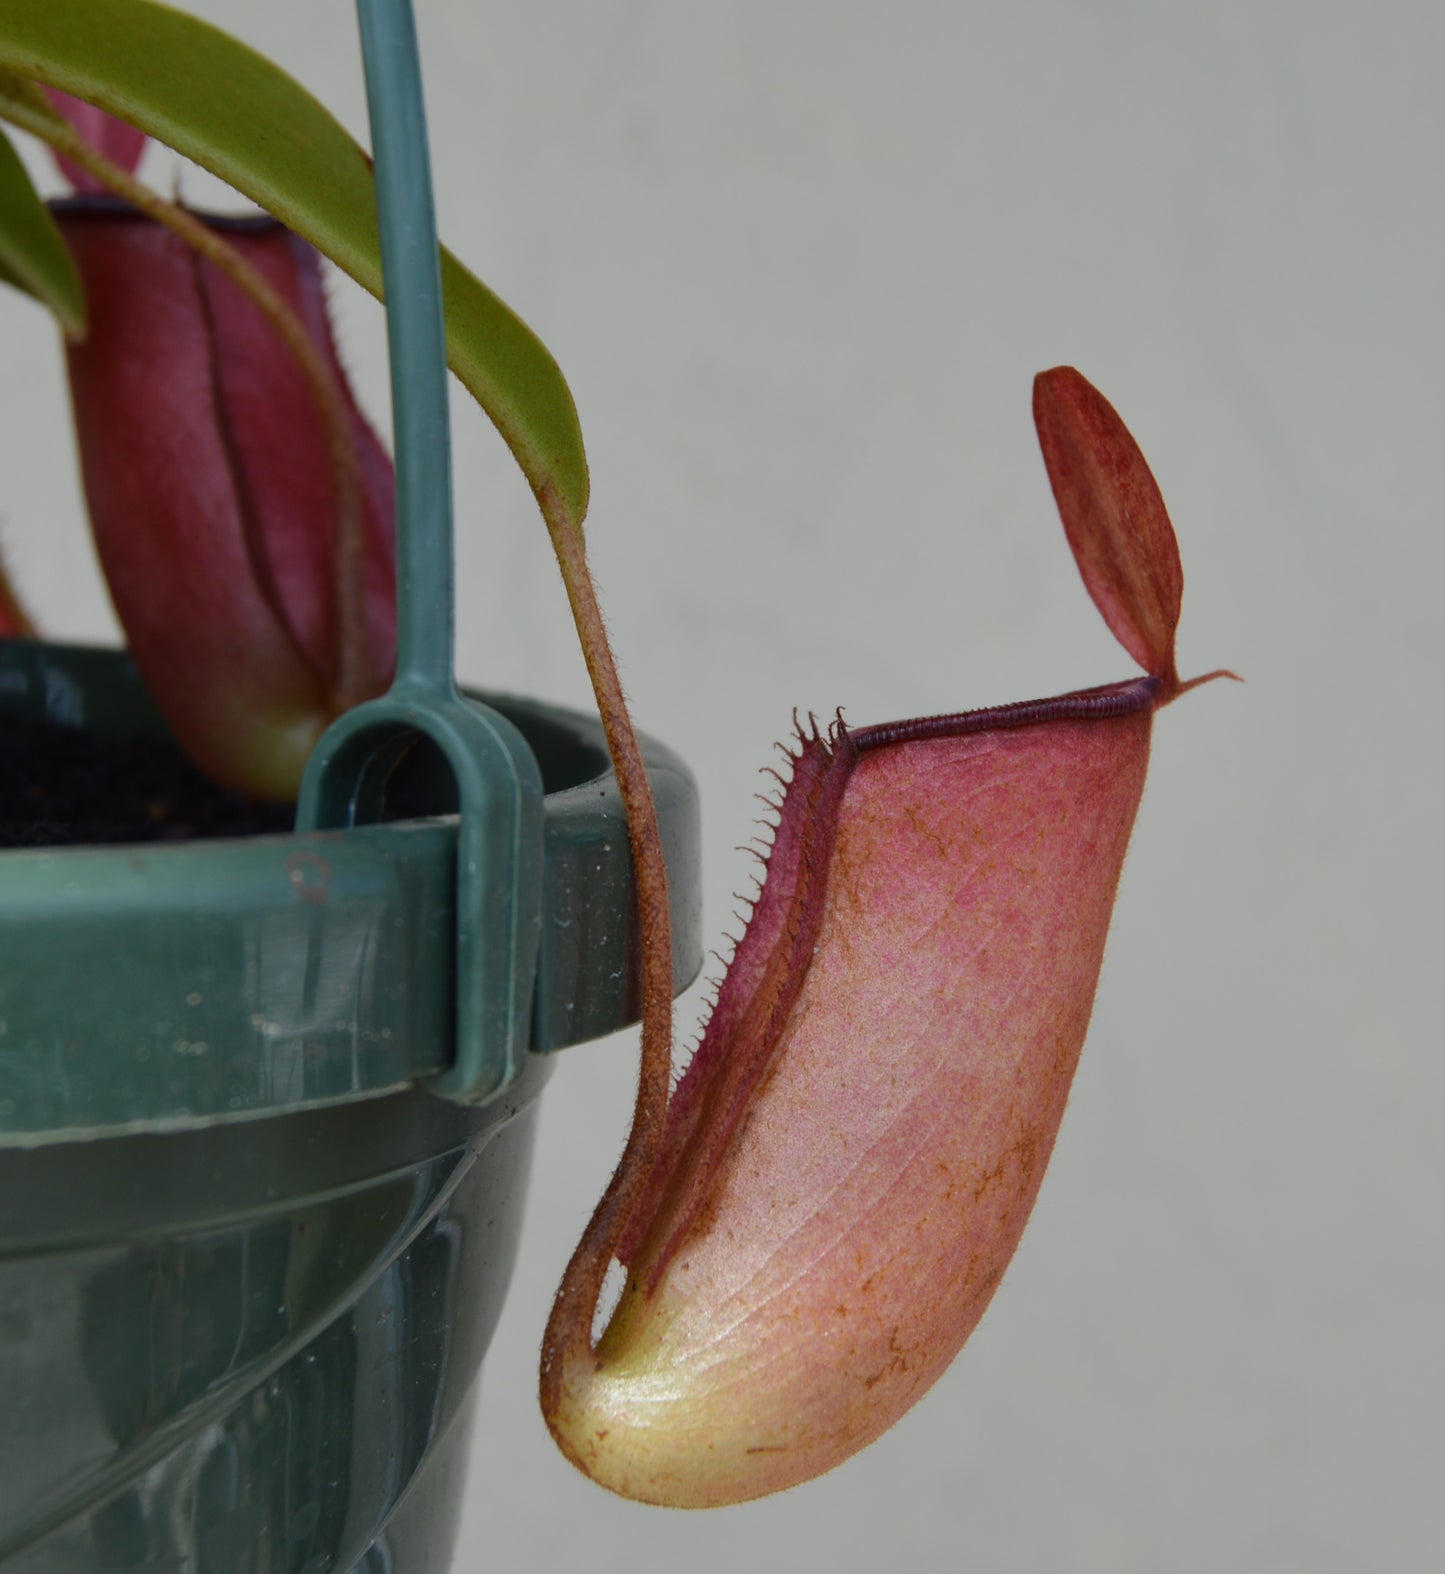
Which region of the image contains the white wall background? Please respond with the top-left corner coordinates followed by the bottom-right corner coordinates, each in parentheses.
top-left (3, 2), bottom-right (1439, 1569)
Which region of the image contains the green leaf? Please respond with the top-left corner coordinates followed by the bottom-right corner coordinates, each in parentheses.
top-left (0, 122), bottom-right (83, 334)
top-left (0, 0), bottom-right (588, 531)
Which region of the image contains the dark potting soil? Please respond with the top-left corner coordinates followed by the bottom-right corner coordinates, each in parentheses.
top-left (0, 714), bottom-right (295, 847)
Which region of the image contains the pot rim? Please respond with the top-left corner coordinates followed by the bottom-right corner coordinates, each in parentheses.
top-left (0, 639), bottom-right (701, 1145)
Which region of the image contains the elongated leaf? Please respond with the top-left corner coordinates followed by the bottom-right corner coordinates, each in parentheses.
top-left (0, 122), bottom-right (83, 332)
top-left (0, 0), bottom-right (588, 529)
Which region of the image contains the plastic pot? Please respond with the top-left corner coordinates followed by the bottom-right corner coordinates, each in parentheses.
top-left (0, 638), bottom-right (701, 1571)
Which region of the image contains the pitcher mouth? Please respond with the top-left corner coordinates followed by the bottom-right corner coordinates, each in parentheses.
top-left (49, 192), bottom-right (277, 234)
top-left (852, 674), bottom-right (1162, 752)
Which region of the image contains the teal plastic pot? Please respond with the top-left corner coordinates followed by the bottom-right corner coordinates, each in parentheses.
top-left (0, 639), bottom-right (701, 1572)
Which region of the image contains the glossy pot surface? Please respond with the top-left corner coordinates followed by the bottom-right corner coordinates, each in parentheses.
top-left (0, 1081), bottom-right (542, 1572)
